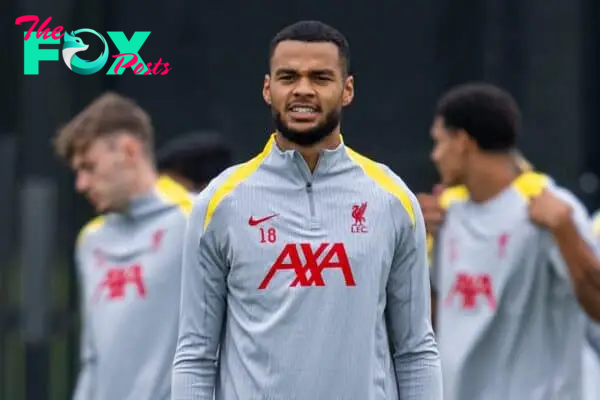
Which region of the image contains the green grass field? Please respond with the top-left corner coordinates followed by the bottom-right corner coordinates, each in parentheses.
top-left (3, 260), bottom-right (76, 400)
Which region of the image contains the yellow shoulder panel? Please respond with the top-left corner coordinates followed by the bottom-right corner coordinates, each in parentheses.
top-left (156, 175), bottom-right (193, 216)
top-left (512, 171), bottom-right (549, 201)
top-left (345, 147), bottom-right (415, 228)
top-left (76, 216), bottom-right (105, 247)
top-left (425, 186), bottom-right (468, 266)
top-left (438, 171), bottom-right (548, 208)
top-left (204, 135), bottom-right (273, 230)
top-left (439, 185), bottom-right (469, 210)
top-left (429, 171), bottom-right (548, 268)
top-left (593, 213), bottom-right (600, 239)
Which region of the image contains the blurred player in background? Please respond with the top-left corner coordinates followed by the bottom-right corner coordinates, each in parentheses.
top-left (171, 20), bottom-right (442, 400)
top-left (422, 142), bottom-right (600, 399)
top-left (422, 148), bottom-right (600, 399)
top-left (421, 82), bottom-right (600, 399)
top-left (54, 92), bottom-right (193, 400)
top-left (421, 149), bottom-right (533, 265)
top-left (156, 131), bottom-right (233, 193)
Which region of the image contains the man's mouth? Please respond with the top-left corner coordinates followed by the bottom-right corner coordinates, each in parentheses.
top-left (287, 104), bottom-right (320, 121)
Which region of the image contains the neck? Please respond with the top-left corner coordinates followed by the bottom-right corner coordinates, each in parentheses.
top-left (464, 154), bottom-right (521, 203)
top-left (275, 129), bottom-right (342, 172)
top-left (128, 161), bottom-right (159, 199)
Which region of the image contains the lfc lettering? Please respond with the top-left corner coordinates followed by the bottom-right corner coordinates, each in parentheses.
top-left (351, 202), bottom-right (368, 233)
top-left (259, 242), bottom-right (356, 289)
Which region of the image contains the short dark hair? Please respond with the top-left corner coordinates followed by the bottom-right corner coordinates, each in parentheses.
top-left (269, 20), bottom-right (350, 75)
top-left (157, 131), bottom-right (232, 186)
top-left (436, 83), bottom-right (520, 152)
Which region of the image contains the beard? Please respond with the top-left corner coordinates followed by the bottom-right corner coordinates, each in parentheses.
top-left (273, 108), bottom-right (341, 147)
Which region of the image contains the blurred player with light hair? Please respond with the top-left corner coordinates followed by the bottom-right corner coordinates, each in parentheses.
top-left (54, 92), bottom-right (193, 400)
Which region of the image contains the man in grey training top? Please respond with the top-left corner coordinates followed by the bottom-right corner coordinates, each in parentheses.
top-left (172, 20), bottom-right (442, 400)
top-left (55, 92), bottom-right (193, 400)
top-left (424, 82), bottom-right (600, 400)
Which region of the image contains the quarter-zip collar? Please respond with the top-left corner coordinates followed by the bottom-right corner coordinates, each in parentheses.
top-left (112, 175), bottom-right (180, 222)
top-left (266, 132), bottom-right (347, 182)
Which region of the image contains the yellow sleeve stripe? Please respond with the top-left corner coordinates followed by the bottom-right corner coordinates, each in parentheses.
top-left (156, 175), bottom-right (193, 216)
top-left (513, 171), bottom-right (549, 201)
top-left (76, 216), bottom-right (105, 247)
top-left (345, 147), bottom-right (416, 228)
top-left (204, 135), bottom-right (274, 230)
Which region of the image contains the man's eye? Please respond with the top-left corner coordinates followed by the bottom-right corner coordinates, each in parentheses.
top-left (81, 163), bottom-right (95, 172)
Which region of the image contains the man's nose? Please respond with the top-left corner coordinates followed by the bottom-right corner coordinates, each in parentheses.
top-left (292, 77), bottom-right (316, 97)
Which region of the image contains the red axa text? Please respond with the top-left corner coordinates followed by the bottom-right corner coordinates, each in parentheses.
top-left (445, 272), bottom-right (496, 309)
top-left (258, 242), bottom-right (356, 289)
top-left (93, 264), bottom-right (146, 301)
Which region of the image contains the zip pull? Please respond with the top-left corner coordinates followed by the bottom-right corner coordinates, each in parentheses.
top-left (305, 181), bottom-right (318, 229)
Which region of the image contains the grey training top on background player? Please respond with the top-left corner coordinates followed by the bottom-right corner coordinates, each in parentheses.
top-left (171, 134), bottom-right (442, 400)
top-left (432, 171), bottom-right (593, 400)
top-left (73, 176), bottom-right (192, 400)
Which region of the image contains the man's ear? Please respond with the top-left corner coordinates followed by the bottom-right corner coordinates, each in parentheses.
top-left (457, 129), bottom-right (478, 153)
top-left (342, 75), bottom-right (354, 107)
top-left (262, 74), bottom-right (271, 105)
top-left (119, 134), bottom-right (143, 163)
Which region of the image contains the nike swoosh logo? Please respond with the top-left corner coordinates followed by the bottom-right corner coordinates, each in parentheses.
top-left (248, 214), bottom-right (279, 226)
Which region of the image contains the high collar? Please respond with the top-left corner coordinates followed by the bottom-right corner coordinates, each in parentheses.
top-left (265, 133), bottom-right (347, 181)
top-left (117, 175), bottom-right (178, 220)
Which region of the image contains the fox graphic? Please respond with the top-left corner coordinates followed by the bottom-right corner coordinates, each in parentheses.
top-left (62, 29), bottom-right (108, 75)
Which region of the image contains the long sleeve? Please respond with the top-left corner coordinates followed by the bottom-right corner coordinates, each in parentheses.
top-left (386, 196), bottom-right (443, 399)
top-left (171, 191), bottom-right (228, 399)
top-left (72, 251), bottom-right (97, 400)
top-left (72, 319), bottom-right (96, 400)
top-left (587, 320), bottom-right (600, 357)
